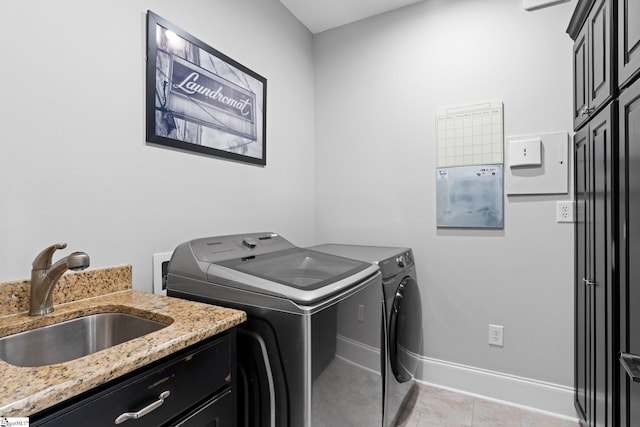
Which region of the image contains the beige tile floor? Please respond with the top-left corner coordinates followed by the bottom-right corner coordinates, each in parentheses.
top-left (396, 384), bottom-right (580, 427)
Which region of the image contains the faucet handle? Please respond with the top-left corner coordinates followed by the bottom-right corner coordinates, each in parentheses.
top-left (32, 243), bottom-right (67, 270)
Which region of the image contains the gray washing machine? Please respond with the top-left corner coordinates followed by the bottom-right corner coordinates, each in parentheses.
top-left (167, 233), bottom-right (385, 427)
top-left (310, 244), bottom-right (422, 427)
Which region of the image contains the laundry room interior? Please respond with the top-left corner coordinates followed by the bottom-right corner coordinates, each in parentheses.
top-left (1, 0), bottom-right (636, 425)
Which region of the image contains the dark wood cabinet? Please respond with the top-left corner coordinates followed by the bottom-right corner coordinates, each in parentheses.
top-left (618, 0), bottom-right (640, 88)
top-left (572, 0), bottom-right (615, 130)
top-left (618, 72), bottom-right (640, 427)
top-left (30, 330), bottom-right (237, 427)
top-left (575, 103), bottom-right (617, 427)
top-left (569, 1), bottom-right (624, 425)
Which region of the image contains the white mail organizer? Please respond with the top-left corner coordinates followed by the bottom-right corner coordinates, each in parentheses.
top-left (506, 131), bottom-right (569, 195)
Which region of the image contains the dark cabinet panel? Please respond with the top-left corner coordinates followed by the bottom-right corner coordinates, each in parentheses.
top-left (618, 75), bottom-right (640, 427)
top-left (575, 26), bottom-right (590, 129)
top-left (574, 103), bottom-right (617, 427)
top-left (572, 0), bottom-right (615, 130)
top-left (618, 0), bottom-right (640, 88)
top-left (31, 331), bottom-right (236, 427)
top-left (575, 126), bottom-right (589, 421)
top-left (571, 0), bottom-right (640, 425)
top-left (589, 0), bottom-right (614, 109)
top-left (591, 104), bottom-right (616, 427)
top-left (174, 388), bottom-right (234, 426)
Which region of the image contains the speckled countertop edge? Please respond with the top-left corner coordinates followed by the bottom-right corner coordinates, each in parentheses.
top-left (0, 290), bottom-right (246, 417)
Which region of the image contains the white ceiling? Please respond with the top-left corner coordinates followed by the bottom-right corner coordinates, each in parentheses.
top-left (279, 0), bottom-right (426, 34)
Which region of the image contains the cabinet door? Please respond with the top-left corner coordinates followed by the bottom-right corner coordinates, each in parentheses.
top-left (573, 0), bottom-right (614, 130)
top-left (590, 103), bottom-right (616, 427)
top-left (574, 24), bottom-right (590, 130)
top-left (618, 0), bottom-right (640, 88)
top-left (575, 125), bottom-right (590, 422)
top-left (589, 0), bottom-right (614, 110)
top-left (619, 75), bottom-right (640, 427)
top-left (574, 103), bottom-right (616, 427)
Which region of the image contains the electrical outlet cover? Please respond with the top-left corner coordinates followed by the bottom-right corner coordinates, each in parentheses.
top-left (556, 201), bottom-right (574, 223)
top-left (489, 324), bottom-right (504, 347)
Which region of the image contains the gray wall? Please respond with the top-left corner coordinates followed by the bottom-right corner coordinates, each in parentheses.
top-left (0, 0), bottom-right (577, 414)
top-left (0, 0), bottom-right (316, 286)
top-left (314, 0), bottom-right (576, 388)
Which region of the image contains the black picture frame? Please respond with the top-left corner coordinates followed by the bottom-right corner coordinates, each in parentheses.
top-left (146, 11), bottom-right (267, 165)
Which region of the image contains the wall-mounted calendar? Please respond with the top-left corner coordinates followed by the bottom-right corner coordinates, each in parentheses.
top-left (435, 101), bottom-right (504, 228)
top-left (436, 101), bottom-right (503, 168)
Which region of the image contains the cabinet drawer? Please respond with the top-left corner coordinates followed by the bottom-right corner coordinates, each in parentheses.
top-left (34, 335), bottom-right (231, 427)
top-left (174, 388), bottom-right (233, 426)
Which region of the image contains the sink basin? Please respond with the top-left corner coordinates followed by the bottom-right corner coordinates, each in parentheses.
top-left (0, 313), bottom-right (169, 367)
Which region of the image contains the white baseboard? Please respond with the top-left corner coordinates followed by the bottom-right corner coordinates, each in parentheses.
top-left (334, 335), bottom-right (579, 421)
top-left (416, 355), bottom-right (579, 422)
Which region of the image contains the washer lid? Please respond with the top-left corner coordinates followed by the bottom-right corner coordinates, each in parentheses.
top-left (169, 233), bottom-right (379, 304)
top-left (216, 247), bottom-right (369, 291)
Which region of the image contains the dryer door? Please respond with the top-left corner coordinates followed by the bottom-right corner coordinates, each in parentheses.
top-left (389, 276), bottom-right (422, 382)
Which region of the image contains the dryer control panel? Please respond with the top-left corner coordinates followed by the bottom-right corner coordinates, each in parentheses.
top-left (395, 251), bottom-right (414, 269)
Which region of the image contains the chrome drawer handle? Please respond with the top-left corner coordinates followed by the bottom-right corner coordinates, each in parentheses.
top-left (115, 390), bottom-right (170, 424)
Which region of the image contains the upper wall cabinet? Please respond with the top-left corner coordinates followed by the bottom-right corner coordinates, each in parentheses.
top-left (574, 25), bottom-right (590, 129)
top-left (619, 0), bottom-right (640, 88)
top-left (570, 0), bottom-right (615, 130)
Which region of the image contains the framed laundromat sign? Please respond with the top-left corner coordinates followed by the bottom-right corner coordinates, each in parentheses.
top-left (146, 11), bottom-right (267, 165)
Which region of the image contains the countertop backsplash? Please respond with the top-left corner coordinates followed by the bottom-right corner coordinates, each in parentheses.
top-left (0, 265), bottom-right (132, 317)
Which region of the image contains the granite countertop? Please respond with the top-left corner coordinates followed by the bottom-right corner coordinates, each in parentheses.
top-left (0, 289), bottom-right (246, 417)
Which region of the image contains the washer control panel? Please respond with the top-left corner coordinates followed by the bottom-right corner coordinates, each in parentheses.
top-left (190, 232), bottom-right (296, 263)
top-left (242, 237), bottom-right (258, 248)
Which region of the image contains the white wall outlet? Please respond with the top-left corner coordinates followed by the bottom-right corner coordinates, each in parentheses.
top-left (489, 324), bottom-right (504, 347)
top-left (556, 200), bottom-right (574, 223)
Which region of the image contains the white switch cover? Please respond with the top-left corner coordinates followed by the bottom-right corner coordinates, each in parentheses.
top-left (509, 138), bottom-right (541, 167)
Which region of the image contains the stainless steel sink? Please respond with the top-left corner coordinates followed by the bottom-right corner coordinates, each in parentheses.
top-left (0, 313), bottom-right (169, 367)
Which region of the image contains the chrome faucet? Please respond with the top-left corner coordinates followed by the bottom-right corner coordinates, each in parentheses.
top-left (29, 243), bottom-right (90, 316)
